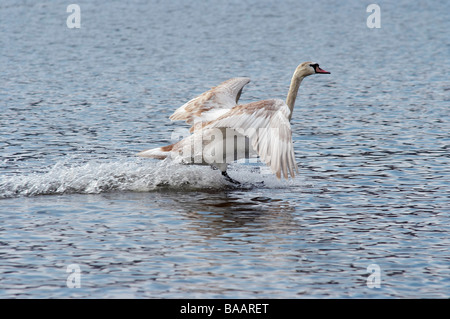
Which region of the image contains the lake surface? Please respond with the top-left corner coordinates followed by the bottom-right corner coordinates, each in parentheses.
top-left (1, 0), bottom-right (449, 298)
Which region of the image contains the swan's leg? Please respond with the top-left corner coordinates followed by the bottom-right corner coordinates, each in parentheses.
top-left (221, 171), bottom-right (240, 185)
top-left (211, 163), bottom-right (240, 184)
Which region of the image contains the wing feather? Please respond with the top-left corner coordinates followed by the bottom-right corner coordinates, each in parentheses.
top-left (169, 77), bottom-right (251, 128)
top-left (206, 99), bottom-right (298, 179)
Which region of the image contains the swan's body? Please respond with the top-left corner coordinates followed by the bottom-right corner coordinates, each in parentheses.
top-left (138, 62), bottom-right (329, 181)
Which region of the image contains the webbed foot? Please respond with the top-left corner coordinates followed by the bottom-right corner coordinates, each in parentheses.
top-left (221, 171), bottom-right (240, 185)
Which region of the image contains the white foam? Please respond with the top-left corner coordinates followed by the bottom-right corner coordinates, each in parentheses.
top-left (0, 158), bottom-right (293, 199)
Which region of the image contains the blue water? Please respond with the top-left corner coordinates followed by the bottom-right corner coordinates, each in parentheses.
top-left (1, 0), bottom-right (449, 298)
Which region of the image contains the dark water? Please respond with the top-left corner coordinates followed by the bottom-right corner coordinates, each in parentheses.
top-left (1, 0), bottom-right (449, 298)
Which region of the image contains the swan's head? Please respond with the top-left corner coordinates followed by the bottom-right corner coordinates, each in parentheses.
top-left (296, 61), bottom-right (330, 77)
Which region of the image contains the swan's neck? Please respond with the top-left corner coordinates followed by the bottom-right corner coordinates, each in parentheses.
top-left (286, 73), bottom-right (306, 122)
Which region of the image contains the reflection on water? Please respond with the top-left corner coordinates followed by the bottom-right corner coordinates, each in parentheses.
top-left (172, 192), bottom-right (297, 238)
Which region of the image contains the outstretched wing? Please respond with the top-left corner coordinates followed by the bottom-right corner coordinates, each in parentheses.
top-left (169, 77), bottom-right (251, 128)
top-left (206, 99), bottom-right (298, 179)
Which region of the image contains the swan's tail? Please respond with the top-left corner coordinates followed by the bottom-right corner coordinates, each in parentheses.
top-left (137, 143), bottom-right (174, 160)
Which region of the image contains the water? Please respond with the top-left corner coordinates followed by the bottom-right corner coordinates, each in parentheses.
top-left (1, 0), bottom-right (449, 298)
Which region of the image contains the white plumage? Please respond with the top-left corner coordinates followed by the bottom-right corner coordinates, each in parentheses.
top-left (138, 62), bottom-right (330, 181)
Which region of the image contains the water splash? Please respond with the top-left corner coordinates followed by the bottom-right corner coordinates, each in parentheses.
top-left (0, 158), bottom-right (293, 199)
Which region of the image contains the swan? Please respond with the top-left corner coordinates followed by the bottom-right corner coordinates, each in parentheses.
top-left (138, 62), bottom-right (330, 183)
